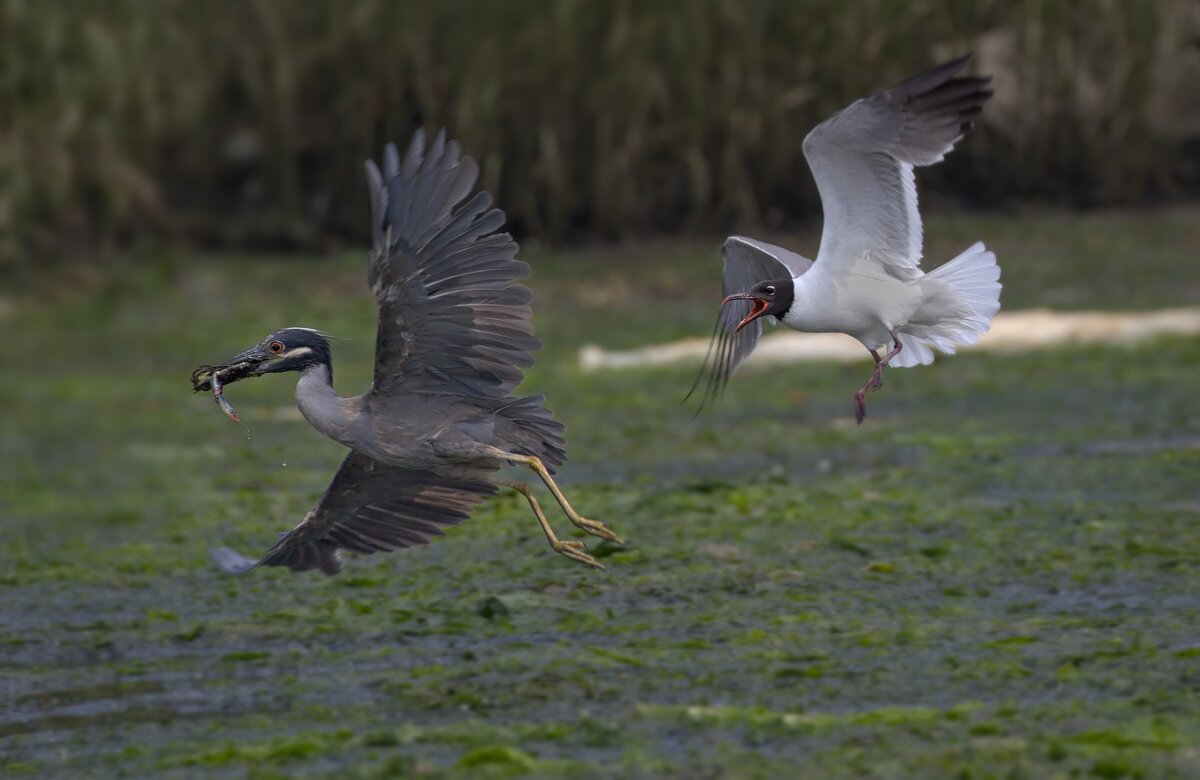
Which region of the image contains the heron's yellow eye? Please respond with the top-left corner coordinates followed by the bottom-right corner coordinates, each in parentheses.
top-left (269, 340), bottom-right (285, 354)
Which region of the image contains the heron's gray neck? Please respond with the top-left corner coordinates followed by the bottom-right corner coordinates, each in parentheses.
top-left (295, 363), bottom-right (358, 448)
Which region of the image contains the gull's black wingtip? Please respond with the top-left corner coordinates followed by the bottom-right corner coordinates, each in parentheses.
top-left (210, 546), bottom-right (261, 575)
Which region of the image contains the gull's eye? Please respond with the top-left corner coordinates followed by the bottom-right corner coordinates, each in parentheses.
top-left (269, 340), bottom-right (285, 354)
top-left (763, 285), bottom-right (775, 296)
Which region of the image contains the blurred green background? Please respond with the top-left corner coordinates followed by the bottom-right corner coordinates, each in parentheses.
top-left (4, 2), bottom-right (1200, 778)
top-left (2, 0), bottom-right (1198, 267)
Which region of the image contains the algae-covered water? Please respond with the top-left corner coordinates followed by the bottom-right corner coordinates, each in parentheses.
top-left (2, 211), bottom-right (1199, 777)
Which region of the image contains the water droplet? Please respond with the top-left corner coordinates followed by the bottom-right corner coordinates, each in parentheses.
top-left (281, 462), bottom-right (288, 467)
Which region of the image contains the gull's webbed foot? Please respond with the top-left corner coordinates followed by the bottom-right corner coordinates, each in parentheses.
top-left (853, 389), bottom-right (868, 425)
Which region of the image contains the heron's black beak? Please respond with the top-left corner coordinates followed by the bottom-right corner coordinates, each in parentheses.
top-left (191, 345), bottom-right (280, 392)
top-left (722, 292), bottom-right (770, 332)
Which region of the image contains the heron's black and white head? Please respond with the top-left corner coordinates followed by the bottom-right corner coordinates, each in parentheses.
top-left (722, 278), bottom-right (794, 331)
top-left (192, 327), bottom-right (333, 391)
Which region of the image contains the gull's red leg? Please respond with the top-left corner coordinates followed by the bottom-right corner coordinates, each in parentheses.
top-left (869, 349), bottom-right (885, 391)
top-left (879, 331), bottom-right (904, 368)
top-left (854, 334), bottom-right (903, 425)
top-left (873, 331), bottom-right (905, 389)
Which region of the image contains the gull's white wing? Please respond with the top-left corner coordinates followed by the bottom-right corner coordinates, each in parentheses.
top-left (803, 55), bottom-right (991, 281)
top-left (686, 236), bottom-right (813, 411)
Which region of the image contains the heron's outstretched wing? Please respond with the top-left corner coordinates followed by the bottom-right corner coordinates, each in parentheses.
top-left (686, 237), bottom-right (813, 411)
top-left (211, 451), bottom-right (496, 576)
top-left (363, 130), bottom-right (539, 399)
top-left (803, 55), bottom-right (992, 280)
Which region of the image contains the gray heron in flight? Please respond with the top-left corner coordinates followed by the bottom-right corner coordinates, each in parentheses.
top-left (692, 55), bottom-right (1001, 423)
top-left (193, 130), bottom-right (622, 575)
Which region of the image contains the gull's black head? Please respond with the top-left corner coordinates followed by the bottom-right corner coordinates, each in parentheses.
top-left (722, 278), bottom-right (794, 332)
top-left (192, 328), bottom-right (332, 391)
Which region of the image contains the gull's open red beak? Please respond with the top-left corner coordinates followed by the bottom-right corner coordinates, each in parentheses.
top-left (722, 292), bottom-right (770, 332)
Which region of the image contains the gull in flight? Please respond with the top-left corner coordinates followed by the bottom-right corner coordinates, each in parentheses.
top-left (691, 55), bottom-right (1001, 423)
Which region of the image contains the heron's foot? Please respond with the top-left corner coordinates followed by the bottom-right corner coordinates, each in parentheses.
top-left (501, 479), bottom-right (608, 571)
top-left (870, 365), bottom-right (885, 391)
top-left (552, 539), bottom-right (605, 570)
top-left (853, 389), bottom-right (868, 425)
top-left (570, 516), bottom-right (624, 546)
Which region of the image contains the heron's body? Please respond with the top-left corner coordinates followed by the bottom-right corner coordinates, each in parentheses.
top-left (694, 55), bottom-right (1001, 421)
top-left (295, 372), bottom-right (561, 475)
top-left (193, 130), bottom-right (617, 576)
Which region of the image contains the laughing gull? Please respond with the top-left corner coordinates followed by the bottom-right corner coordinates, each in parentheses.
top-left (691, 55), bottom-right (1001, 423)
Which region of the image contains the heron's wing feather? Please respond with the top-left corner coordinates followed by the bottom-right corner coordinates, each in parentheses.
top-left (685, 237), bottom-right (813, 412)
top-left (212, 451), bottom-right (497, 576)
top-left (364, 129), bottom-right (538, 399)
top-left (802, 55), bottom-right (991, 280)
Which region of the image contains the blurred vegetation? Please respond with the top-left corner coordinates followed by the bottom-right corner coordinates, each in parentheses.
top-left (2, 0), bottom-right (1198, 267)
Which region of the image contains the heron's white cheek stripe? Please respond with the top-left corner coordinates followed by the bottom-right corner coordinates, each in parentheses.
top-left (286, 346), bottom-right (315, 360)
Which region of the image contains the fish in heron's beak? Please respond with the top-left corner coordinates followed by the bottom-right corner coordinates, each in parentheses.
top-left (191, 329), bottom-right (335, 422)
top-left (191, 345), bottom-right (278, 390)
top-left (191, 343), bottom-right (287, 422)
top-left (722, 291), bottom-right (771, 332)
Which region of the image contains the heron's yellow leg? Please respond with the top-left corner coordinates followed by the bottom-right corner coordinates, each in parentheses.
top-left (501, 480), bottom-right (604, 570)
top-left (498, 453), bottom-right (624, 545)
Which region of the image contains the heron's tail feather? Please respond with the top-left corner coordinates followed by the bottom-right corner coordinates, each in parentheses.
top-left (496, 395), bottom-right (567, 473)
top-left (210, 546), bottom-right (262, 575)
top-left (895, 242), bottom-right (1000, 368)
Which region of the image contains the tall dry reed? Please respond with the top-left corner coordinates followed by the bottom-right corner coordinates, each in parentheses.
top-left (1, 0), bottom-right (1196, 267)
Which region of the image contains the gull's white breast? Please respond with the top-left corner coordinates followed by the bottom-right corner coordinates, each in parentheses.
top-left (783, 259), bottom-right (925, 348)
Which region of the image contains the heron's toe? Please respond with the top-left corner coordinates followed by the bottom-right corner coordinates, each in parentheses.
top-left (578, 518), bottom-right (624, 545)
top-left (552, 540), bottom-right (605, 570)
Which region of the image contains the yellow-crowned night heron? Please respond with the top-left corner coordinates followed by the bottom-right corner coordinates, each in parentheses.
top-left (192, 130), bottom-right (622, 575)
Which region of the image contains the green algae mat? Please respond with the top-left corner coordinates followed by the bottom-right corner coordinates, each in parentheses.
top-left (3, 211), bottom-right (1199, 778)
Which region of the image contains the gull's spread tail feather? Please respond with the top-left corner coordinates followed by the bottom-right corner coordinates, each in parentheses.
top-left (892, 242), bottom-right (1001, 367)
